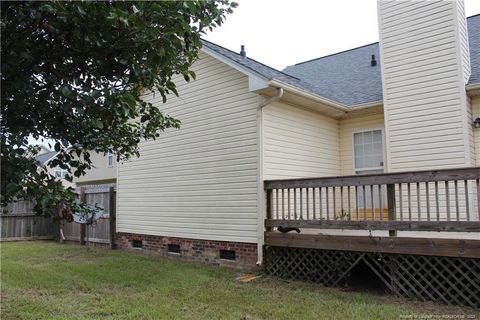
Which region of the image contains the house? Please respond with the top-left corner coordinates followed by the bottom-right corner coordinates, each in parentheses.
top-left (33, 145), bottom-right (116, 188)
top-left (35, 147), bottom-right (75, 189)
top-left (115, 2), bottom-right (480, 272)
top-left (74, 152), bottom-right (116, 187)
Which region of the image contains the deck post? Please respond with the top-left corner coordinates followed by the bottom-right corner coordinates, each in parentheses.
top-left (266, 188), bottom-right (273, 232)
top-left (387, 184), bottom-right (397, 236)
top-left (79, 187), bottom-right (86, 245)
top-left (109, 186), bottom-right (117, 249)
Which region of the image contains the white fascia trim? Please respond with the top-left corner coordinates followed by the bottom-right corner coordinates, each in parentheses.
top-left (269, 79), bottom-right (349, 112)
top-left (348, 100), bottom-right (384, 110)
top-left (466, 83), bottom-right (480, 96)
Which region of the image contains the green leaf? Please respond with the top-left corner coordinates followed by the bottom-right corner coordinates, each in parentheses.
top-left (77, 5), bottom-right (87, 16)
top-left (6, 183), bottom-right (18, 193)
top-left (61, 85), bottom-right (74, 98)
top-left (92, 119), bottom-right (104, 129)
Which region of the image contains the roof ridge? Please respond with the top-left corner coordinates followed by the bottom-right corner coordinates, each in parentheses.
top-left (291, 42), bottom-right (379, 67)
top-left (200, 39), bottom-right (300, 80)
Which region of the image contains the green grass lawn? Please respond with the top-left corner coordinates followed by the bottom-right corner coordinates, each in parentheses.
top-left (1, 241), bottom-right (477, 320)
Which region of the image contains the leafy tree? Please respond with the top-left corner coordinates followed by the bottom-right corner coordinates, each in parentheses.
top-left (1, 1), bottom-right (236, 214)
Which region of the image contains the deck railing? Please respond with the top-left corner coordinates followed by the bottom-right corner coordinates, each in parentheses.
top-left (265, 167), bottom-right (480, 234)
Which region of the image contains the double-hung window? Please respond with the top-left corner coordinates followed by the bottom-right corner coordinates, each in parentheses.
top-left (354, 129), bottom-right (384, 174)
top-left (353, 129), bottom-right (385, 209)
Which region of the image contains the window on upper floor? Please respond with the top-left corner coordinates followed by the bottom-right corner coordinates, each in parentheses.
top-left (107, 152), bottom-right (114, 167)
top-left (54, 168), bottom-right (68, 178)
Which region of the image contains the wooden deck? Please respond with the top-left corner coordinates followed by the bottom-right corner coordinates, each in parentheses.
top-left (264, 167), bottom-right (480, 258)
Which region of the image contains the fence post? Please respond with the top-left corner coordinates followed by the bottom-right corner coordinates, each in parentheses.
top-left (387, 184), bottom-right (397, 236)
top-left (109, 186), bottom-right (117, 249)
top-left (79, 187), bottom-right (86, 245)
top-left (266, 187), bottom-right (273, 232)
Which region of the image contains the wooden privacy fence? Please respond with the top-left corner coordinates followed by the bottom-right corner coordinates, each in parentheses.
top-left (1, 214), bottom-right (54, 241)
top-left (1, 200), bottom-right (54, 241)
top-left (62, 184), bottom-right (116, 248)
top-left (265, 167), bottom-right (480, 234)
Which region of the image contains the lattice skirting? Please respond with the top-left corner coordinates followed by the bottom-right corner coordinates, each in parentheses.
top-left (264, 246), bottom-right (480, 308)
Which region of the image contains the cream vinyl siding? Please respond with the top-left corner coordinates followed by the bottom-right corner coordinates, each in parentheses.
top-left (378, 0), bottom-right (472, 171)
top-left (473, 97), bottom-right (480, 166)
top-left (117, 52), bottom-right (259, 243)
top-left (456, 0), bottom-right (471, 83)
top-left (262, 102), bottom-right (340, 180)
top-left (339, 113), bottom-right (385, 176)
top-left (75, 152), bottom-right (117, 185)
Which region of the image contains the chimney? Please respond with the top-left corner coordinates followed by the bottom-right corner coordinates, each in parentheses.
top-left (378, 0), bottom-right (472, 171)
top-left (240, 45), bottom-right (246, 58)
top-left (370, 54), bottom-right (377, 67)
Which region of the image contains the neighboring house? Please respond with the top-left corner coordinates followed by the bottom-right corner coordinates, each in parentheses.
top-left (35, 146), bottom-right (116, 188)
top-left (115, 3), bottom-right (480, 270)
top-left (74, 152), bottom-right (117, 186)
top-left (35, 148), bottom-right (75, 189)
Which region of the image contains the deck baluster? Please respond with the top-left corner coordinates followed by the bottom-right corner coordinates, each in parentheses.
top-left (407, 183), bottom-right (412, 221)
top-left (454, 180), bottom-right (459, 221)
top-left (348, 186), bottom-right (351, 221)
top-left (319, 187), bottom-right (323, 220)
top-left (313, 188), bottom-right (316, 220)
top-left (355, 186), bottom-right (359, 221)
top-left (333, 187), bottom-right (336, 220)
top-left (446, 181), bottom-right (450, 221)
top-left (426, 182), bottom-right (430, 221)
top-left (340, 186), bottom-right (344, 220)
top-left (293, 188), bottom-right (297, 220)
top-left (477, 179), bottom-right (480, 221)
top-left (370, 185), bottom-right (375, 221)
top-left (275, 189), bottom-right (279, 220)
top-left (288, 189), bottom-right (291, 220)
top-left (399, 183), bottom-right (403, 221)
top-left (326, 187), bottom-right (330, 220)
top-left (300, 188), bottom-right (303, 220)
top-left (464, 180), bottom-right (470, 221)
top-left (362, 185), bottom-right (367, 221)
top-left (306, 188), bottom-right (310, 220)
top-left (435, 181), bottom-right (440, 221)
top-left (417, 182), bottom-right (421, 221)
top-left (379, 184), bottom-right (383, 221)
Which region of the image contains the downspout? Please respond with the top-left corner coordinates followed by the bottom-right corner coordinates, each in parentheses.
top-left (256, 87), bottom-right (283, 267)
top-left (259, 87), bottom-right (284, 107)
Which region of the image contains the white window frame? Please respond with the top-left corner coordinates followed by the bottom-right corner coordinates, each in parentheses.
top-left (54, 168), bottom-right (68, 178)
top-left (107, 152), bottom-right (114, 167)
top-left (352, 128), bottom-right (385, 174)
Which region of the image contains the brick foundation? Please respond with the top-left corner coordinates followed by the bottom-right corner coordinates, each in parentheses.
top-left (116, 232), bottom-right (258, 271)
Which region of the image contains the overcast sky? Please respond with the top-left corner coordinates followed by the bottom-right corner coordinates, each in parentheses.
top-left (204, 0), bottom-right (480, 70)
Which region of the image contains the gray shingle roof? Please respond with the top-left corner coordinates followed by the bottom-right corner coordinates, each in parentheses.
top-left (467, 14), bottom-right (479, 85)
top-left (202, 14), bottom-right (480, 107)
top-left (283, 43), bottom-right (382, 106)
top-left (35, 151), bottom-right (57, 165)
